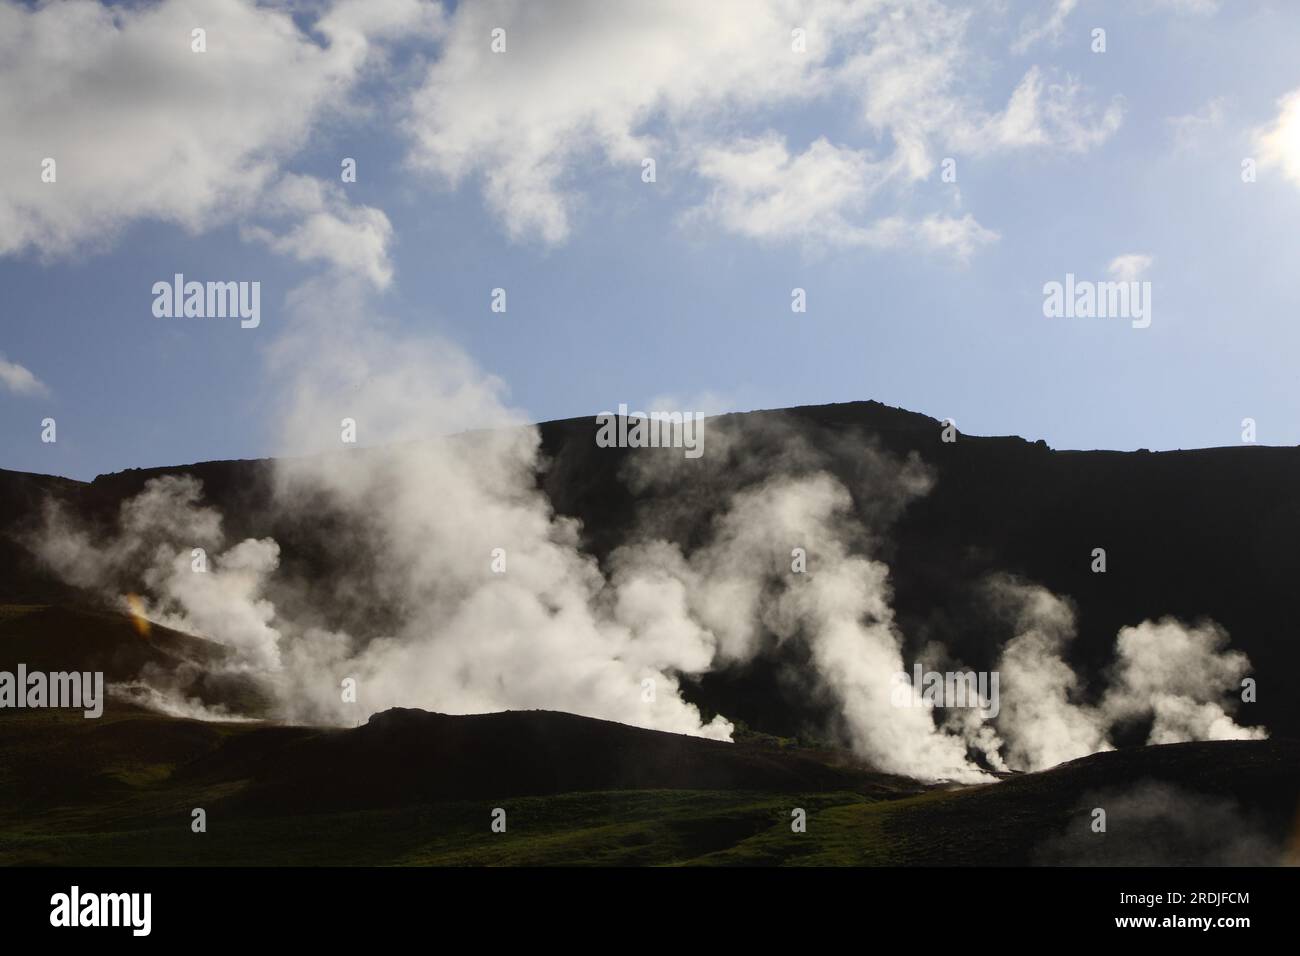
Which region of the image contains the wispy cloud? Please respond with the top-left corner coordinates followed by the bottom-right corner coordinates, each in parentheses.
top-left (406, 0), bottom-right (1122, 250)
top-left (1167, 96), bottom-right (1227, 146)
top-left (1108, 253), bottom-right (1154, 281)
top-left (1011, 0), bottom-right (1079, 54)
top-left (0, 353), bottom-right (49, 397)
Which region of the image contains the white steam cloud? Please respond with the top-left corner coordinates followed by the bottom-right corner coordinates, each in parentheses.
top-left (27, 279), bottom-right (1266, 784)
top-left (988, 577), bottom-right (1111, 771)
top-left (609, 472), bottom-right (988, 782)
top-left (987, 576), bottom-right (1264, 772)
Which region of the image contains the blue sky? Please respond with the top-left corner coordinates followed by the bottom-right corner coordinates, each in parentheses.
top-left (3, 0), bottom-right (1300, 480)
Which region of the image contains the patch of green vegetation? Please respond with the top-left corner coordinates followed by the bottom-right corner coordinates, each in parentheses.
top-left (0, 708), bottom-right (990, 866)
top-left (0, 707), bottom-right (922, 866)
top-left (0, 786), bottom-right (885, 866)
top-left (10, 700), bottom-right (1284, 865)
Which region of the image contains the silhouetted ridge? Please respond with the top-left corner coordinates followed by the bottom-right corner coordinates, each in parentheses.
top-left (172, 707), bottom-right (921, 811)
top-left (4, 398), bottom-right (1298, 740)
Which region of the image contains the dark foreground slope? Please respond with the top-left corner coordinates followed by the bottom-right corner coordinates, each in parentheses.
top-left (2, 399), bottom-right (1295, 740)
top-left (177, 707), bottom-right (921, 813)
top-left (771, 738), bottom-right (1300, 867)
top-left (1, 703), bottom-right (1295, 866)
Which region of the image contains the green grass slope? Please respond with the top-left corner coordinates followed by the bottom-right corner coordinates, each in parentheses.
top-left (2, 705), bottom-right (1296, 866)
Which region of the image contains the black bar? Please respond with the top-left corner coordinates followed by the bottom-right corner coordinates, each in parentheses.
top-left (1, 866), bottom-right (1290, 941)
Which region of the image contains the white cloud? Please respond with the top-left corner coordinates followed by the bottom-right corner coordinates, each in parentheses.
top-left (689, 135), bottom-right (885, 246)
top-left (687, 134), bottom-right (997, 257)
top-left (973, 68), bottom-right (1124, 154)
top-left (0, 0), bottom-right (1127, 266)
top-left (907, 214), bottom-right (1001, 258)
top-left (1011, 0), bottom-right (1079, 54)
top-left (405, 0), bottom-right (853, 244)
top-left (1108, 253), bottom-right (1153, 281)
top-left (406, 0), bottom-right (1123, 249)
top-left (0, 353), bottom-right (49, 397)
top-left (1167, 96), bottom-right (1227, 146)
top-left (1254, 88), bottom-right (1300, 190)
top-left (242, 175), bottom-right (395, 288)
top-left (839, 9), bottom-right (1123, 168)
top-left (0, 0), bottom-right (427, 271)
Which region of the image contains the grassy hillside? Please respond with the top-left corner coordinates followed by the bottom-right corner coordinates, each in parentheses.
top-left (2, 705), bottom-right (1295, 866)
